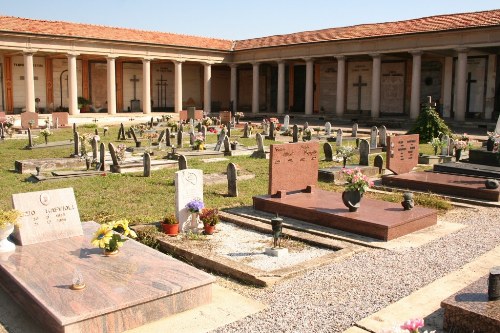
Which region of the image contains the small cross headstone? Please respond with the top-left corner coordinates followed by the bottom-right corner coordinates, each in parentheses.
top-left (268, 122), bottom-right (276, 140)
top-left (108, 143), bottom-right (119, 166)
top-left (223, 135), bottom-right (230, 153)
top-left (336, 129), bottom-right (343, 147)
top-left (374, 154), bottom-right (384, 174)
top-left (323, 142), bottom-right (333, 162)
top-left (94, 128), bottom-right (99, 136)
top-left (325, 122), bottom-right (332, 136)
top-left (99, 142), bottom-right (106, 171)
top-left (201, 126), bottom-right (207, 139)
top-left (441, 135), bottom-right (450, 155)
top-left (256, 133), bottom-right (264, 152)
top-left (118, 123), bottom-right (126, 140)
top-left (91, 136), bottom-right (99, 161)
top-left (73, 131), bottom-right (80, 156)
top-left (359, 139), bottom-right (370, 166)
top-left (143, 152), bottom-right (151, 177)
top-left (352, 123), bottom-right (358, 137)
top-left (27, 128), bottom-right (33, 148)
top-left (227, 162), bottom-right (238, 197)
top-left (292, 124), bottom-right (299, 143)
top-left (243, 123), bottom-right (251, 138)
top-left (370, 126), bottom-right (378, 149)
top-left (178, 155), bottom-right (188, 170)
top-left (130, 128), bottom-right (139, 143)
top-left (177, 129), bottom-right (184, 148)
top-left (283, 115), bottom-right (290, 131)
top-left (165, 128), bottom-right (171, 146)
top-left (378, 126), bottom-right (387, 147)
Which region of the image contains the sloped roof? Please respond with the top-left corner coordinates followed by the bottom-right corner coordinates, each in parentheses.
top-left (234, 9), bottom-right (500, 50)
top-left (0, 16), bottom-right (234, 51)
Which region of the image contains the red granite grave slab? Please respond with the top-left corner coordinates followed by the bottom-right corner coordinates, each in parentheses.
top-left (381, 172), bottom-right (500, 201)
top-left (253, 189), bottom-right (437, 241)
top-left (0, 222), bottom-right (214, 333)
top-left (441, 275), bottom-right (500, 333)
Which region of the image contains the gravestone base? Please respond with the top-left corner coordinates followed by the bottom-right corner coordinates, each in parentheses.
top-left (0, 222), bottom-right (214, 333)
top-left (253, 189), bottom-right (437, 241)
top-left (417, 154), bottom-right (453, 165)
top-left (382, 172), bottom-right (500, 201)
top-left (26, 140), bottom-right (73, 150)
top-left (110, 159), bottom-right (177, 173)
top-left (468, 148), bottom-right (500, 167)
top-left (318, 165), bottom-right (379, 182)
top-left (250, 151), bottom-right (269, 159)
top-left (433, 162), bottom-right (500, 178)
top-left (441, 275), bottom-right (500, 333)
top-left (15, 158), bottom-right (86, 174)
top-left (264, 247), bottom-right (288, 257)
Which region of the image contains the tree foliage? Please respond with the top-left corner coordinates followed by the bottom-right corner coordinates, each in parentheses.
top-left (407, 105), bottom-right (451, 143)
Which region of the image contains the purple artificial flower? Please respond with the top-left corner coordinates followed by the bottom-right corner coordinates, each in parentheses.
top-left (186, 199), bottom-right (204, 212)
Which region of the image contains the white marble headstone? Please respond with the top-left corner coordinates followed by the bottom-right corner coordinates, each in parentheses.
top-left (325, 122), bottom-right (332, 136)
top-left (11, 188), bottom-right (83, 245)
top-left (175, 169), bottom-right (204, 232)
top-left (283, 115), bottom-right (290, 131)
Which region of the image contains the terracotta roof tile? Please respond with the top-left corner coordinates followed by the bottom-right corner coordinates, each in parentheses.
top-left (0, 16), bottom-right (233, 51)
top-left (234, 9), bottom-right (500, 50)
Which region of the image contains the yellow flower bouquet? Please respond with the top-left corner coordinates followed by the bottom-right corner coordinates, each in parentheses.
top-left (91, 219), bottom-right (137, 254)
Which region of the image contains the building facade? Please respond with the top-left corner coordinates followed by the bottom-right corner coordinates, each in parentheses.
top-left (1, 9), bottom-right (500, 123)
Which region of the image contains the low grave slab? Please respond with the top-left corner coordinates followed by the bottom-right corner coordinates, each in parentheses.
top-left (381, 172), bottom-right (500, 201)
top-left (318, 165), bottom-right (379, 182)
top-left (418, 154), bottom-right (453, 165)
top-left (441, 275), bottom-right (499, 333)
top-left (27, 140), bottom-right (73, 150)
top-left (110, 159), bottom-right (177, 173)
top-left (0, 222), bottom-right (214, 333)
top-left (433, 162), bottom-right (500, 179)
top-left (468, 148), bottom-right (500, 167)
top-left (15, 158), bottom-right (86, 174)
top-left (253, 189), bottom-right (437, 241)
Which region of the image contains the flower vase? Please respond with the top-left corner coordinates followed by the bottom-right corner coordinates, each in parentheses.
top-left (455, 149), bottom-right (462, 162)
top-left (341, 190), bottom-right (362, 212)
top-left (342, 157), bottom-right (347, 168)
top-left (231, 143), bottom-right (237, 150)
top-left (104, 249), bottom-right (119, 256)
top-left (487, 138), bottom-right (495, 151)
top-left (204, 224), bottom-right (215, 235)
top-left (0, 224), bottom-right (16, 253)
top-left (162, 223), bottom-right (179, 236)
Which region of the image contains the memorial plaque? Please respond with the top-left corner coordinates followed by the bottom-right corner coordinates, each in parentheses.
top-left (11, 188), bottom-right (83, 245)
top-left (386, 134), bottom-right (419, 174)
top-left (269, 142), bottom-right (319, 195)
top-left (220, 111), bottom-right (231, 126)
top-left (21, 112), bottom-right (39, 129)
top-left (51, 112), bottom-right (69, 127)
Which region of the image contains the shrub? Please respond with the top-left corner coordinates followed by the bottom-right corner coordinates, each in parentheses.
top-left (407, 104), bottom-right (451, 143)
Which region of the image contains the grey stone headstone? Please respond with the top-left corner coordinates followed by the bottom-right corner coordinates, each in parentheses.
top-left (0, 126), bottom-right (3, 139)
top-left (74, 131), bottom-right (80, 156)
top-left (178, 155), bottom-right (188, 170)
top-left (119, 123), bottom-right (126, 140)
top-left (370, 126), bottom-right (378, 149)
top-left (189, 119), bottom-right (194, 128)
top-left (268, 122), bottom-right (276, 140)
top-left (223, 135), bottom-right (230, 153)
top-left (190, 132), bottom-right (195, 146)
top-left (73, 123), bottom-right (76, 134)
top-left (130, 128), bottom-right (138, 143)
top-left (325, 122), bottom-right (332, 136)
top-left (214, 128), bottom-right (226, 151)
top-left (374, 154), bottom-right (384, 174)
top-left (262, 122), bottom-right (269, 136)
top-left (55, 118), bottom-right (59, 129)
top-left (448, 138), bottom-right (455, 156)
top-left (99, 142), bottom-right (106, 171)
top-left (256, 133), bottom-right (264, 152)
top-left (179, 123), bottom-right (184, 132)
top-left (158, 130), bottom-right (165, 143)
top-left (27, 128), bottom-right (33, 148)
top-left (359, 139), bottom-right (370, 166)
top-left (336, 129), bottom-right (343, 147)
top-left (378, 126), bottom-right (387, 147)
top-left (227, 126), bottom-right (231, 138)
top-left (94, 128), bottom-right (99, 136)
top-left (323, 142), bottom-right (333, 162)
top-left (201, 126), bottom-right (207, 139)
top-left (227, 162), bottom-right (238, 197)
top-left (165, 128), bottom-right (171, 147)
top-left (150, 117), bottom-right (154, 128)
top-left (177, 130), bottom-right (184, 148)
top-left (243, 123), bottom-right (250, 138)
top-left (91, 136), bottom-right (99, 161)
top-left (143, 152), bottom-right (151, 177)
top-left (441, 135), bottom-right (450, 155)
top-left (303, 122), bottom-right (309, 130)
top-left (108, 142), bottom-right (119, 166)
top-left (352, 123), bottom-right (358, 137)
top-left (292, 124), bottom-right (299, 143)
top-left (283, 115), bottom-right (290, 131)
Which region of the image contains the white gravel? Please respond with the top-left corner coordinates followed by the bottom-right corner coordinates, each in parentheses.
top-left (211, 206), bottom-right (500, 333)
top-left (213, 222), bottom-right (332, 272)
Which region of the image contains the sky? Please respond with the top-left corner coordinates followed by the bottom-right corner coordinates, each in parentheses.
top-left (1, 0), bottom-right (499, 40)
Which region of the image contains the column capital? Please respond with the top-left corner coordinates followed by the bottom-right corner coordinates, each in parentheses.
top-left (370, 53), bottom-right (382, 59)
top-left (334, 55), bottom-right (346, 61)
top-left (229, 63), bottom-right (238, 68)
top-left (303, 57), bottom-right (314, 63)
top-left (276, 59), bottom-right (286, 65)
top-left (204, 61), bottom-right (214, 66)
top-left (142, 57), bottom-right (154, 63)
top-left (66, 52), bottom-right (80, 58)
top-left (106, 55), bottom-right (118, 60)
top-left (409, 50), bottom-right (423, 56)
top-left (22, 49), bottom-right (37, 55)
top-left (455, 47), bottom-right (469, 54)
top-left (172, 59), bottom-right (185, 64)
top-left (251, 61), bottom-right (260, 66)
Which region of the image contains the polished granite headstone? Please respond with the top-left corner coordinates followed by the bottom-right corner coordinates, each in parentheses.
top-left (386, 134), bottom-right (419, 174)
top-left (0, 222), bottom-right (214, 333)
top-left (441, 275), bottom-right (499, 333)
top-left (433, 162), bottom-right (500, 178)
top-left (468, 148), bottom-right (500, 167)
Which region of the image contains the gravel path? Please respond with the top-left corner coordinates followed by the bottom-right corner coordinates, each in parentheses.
top-left (212, 206), bottom-right (500, 333)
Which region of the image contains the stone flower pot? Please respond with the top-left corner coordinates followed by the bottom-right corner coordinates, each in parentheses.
top-left (162, 223), bottom-right (179, 236)
top-left (0, 224), bottom-right (16, 253)
top-left (341, 190), bottom-right (362, 212)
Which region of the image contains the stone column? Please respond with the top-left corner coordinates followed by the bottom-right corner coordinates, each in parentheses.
top-left (277, 60), bottom-right (286, 114)
top-left (23, 51), bottom-right (36, 113)
top-left (305, 58), bottom-right (314, 115)
top-left (335, 55), bottom-right (346, 117)
top-left (371, 54), bottom-right (381, 118)
top-left (174, 60), bottom-right (183, 113)
top-left (142, 58), bottom-right (151, 114)
top-left (442, 56), bottom-right (453, 118)
top-left (107, 56), bottom-right (117, 115)
top-left (67, 53), bottom-right (79, 115)
top-left (455, 48), bottom-right (468, 122)
top-left (204, 62), bottom-right (212, 114)
top-left (252, 62), bottom-right (260, 114)
top-left (485, 54), bottom-right (496, 120)
top-left (230, 64), bottom-right (238, 113)
top-left (410, 51), bottom-right (422, 120)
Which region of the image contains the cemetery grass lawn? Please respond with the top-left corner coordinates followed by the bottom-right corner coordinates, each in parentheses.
top-left (0, 126), bottom-right (450, 226)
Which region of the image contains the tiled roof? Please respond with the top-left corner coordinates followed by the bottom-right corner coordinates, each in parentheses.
top-left (0, 16), bottom-right (233, 51)
top-left (234, 9), bottom-right (500, 50)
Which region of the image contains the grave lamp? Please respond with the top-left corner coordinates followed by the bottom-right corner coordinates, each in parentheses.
top-left (271, 214), bottom-right (283, 248)
top-left (488, 266), bottom-right (500, 301)
top-left (70, 269), bottom-right (86, 291)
